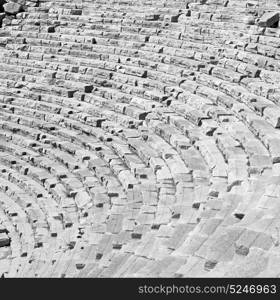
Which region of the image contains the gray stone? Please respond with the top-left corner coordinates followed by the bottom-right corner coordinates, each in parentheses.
top-left (3, 2), bottom-right (22, 14)
top-left (258, 12), bottom-right (279, 28)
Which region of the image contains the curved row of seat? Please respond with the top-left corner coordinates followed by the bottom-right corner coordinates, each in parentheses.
top-left (0, 0), bottom-right (280, 277)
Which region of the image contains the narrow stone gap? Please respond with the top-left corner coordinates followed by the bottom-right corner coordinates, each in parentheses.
top-left (0, 0), bottom-right (6, 27)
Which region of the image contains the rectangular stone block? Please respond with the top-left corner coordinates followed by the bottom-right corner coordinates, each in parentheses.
top-left (259, 12), bottom-right (279, 28)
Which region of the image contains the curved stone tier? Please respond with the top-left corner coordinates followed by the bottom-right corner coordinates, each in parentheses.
top-left (0, 0), bottom-right (280, 277)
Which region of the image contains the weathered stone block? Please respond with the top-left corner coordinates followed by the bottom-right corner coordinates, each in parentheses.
top-left (3, 2), bottom-right (22, 14)
top-left (259, 12), bottom-right (279, 28)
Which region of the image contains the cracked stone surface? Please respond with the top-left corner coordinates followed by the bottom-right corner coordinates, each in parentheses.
top-left (0, 0), bottom-right (279, 278)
